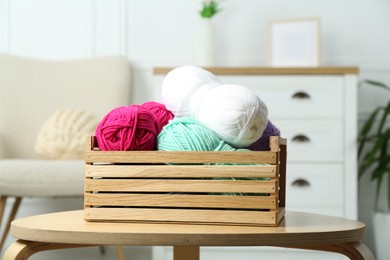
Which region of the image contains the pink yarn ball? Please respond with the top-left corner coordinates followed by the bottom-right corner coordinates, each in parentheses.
top-left (141, 101), bottom-right (174, 132)
top-left (95, 105), bottom-right (159, 151)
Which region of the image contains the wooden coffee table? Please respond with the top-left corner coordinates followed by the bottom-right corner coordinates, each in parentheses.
top-left (2, 210), bottom-right (374, 260)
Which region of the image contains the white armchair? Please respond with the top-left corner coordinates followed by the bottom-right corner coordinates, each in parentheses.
top-left (0, 134), bottom-right (5, 159)
top-left (0, 53), bottom-right (131, 251)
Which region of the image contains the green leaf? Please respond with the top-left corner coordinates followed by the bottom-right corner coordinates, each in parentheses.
top-left (358, 78), bottom-right (390, 211)
top-left (359, 79), bottom-right (390, 92)
top-left (377, 101), bottom-right (390, 136)
top-left (388, 167), bottom-right (390, 210)
top-left (358, 107), bottom-right (382, 160)
top-left (375, 173), bottom-right (383, 211)
top-left (370, 130), bottom-right (390, 180)
top-left (373, 165), bottom-right (390, 211)
top-left (199, 0), bottom-right (221, 18)
top-left (359, 131), bottom-right (388, 176)
top-left (371, 159), bottom-right (390, 180)
top-left (368, 130), bottom-right (390, 211)
top-left (358, 106), bottom-right (390, 177)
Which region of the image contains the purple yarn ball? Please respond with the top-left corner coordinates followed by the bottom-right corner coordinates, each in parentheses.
top-left (248, 120), bottom-right (280, 151)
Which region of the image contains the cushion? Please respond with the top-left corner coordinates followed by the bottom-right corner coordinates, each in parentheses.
top-left (35, 108), bottom-right (98, 159)
top-left (0, 53), bottom-right (131, 159)
top-left (0, 159), bottom-right (84, 197)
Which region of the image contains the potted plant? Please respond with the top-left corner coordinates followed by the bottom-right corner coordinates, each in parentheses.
top-left (194, 0), bottom-right (222, 66)
top-left (358, 79), bottom-right (390, 259)
top-left (199, 0), bottom-right (221, 18)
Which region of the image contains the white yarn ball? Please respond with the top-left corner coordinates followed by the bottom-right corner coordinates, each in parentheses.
top-left (196, 84), bottom-right (268, 147)
top-left (160, 66), bottom-right (269, 147)
top-left (35, 108), bottom-right (98, 159)
top-left (161, 65), bottom-right (221, 116)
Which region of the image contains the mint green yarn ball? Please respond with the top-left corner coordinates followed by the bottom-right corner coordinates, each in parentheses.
top-left (157, 116), bottom-right (267, 196)
top-left (157, 117), bottom-right (237, 152)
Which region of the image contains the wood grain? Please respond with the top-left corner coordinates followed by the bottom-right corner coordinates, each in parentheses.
top-left (84, 136), bottom-right (286, 226)
top-left (10, 210), bottom-right (366, 246)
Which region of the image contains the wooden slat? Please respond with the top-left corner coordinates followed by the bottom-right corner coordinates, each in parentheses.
top-left (153, 67), bottom-right (359, 75)
top-left (278, 144), bottom-right (287, 208)
top-left (84, 207), bottom-right (278, 226)
top-left (84, 193), bottom-right (277, 209)
top-left (85, 179), bottom-right (276, 193)
top-left (83, 136), bottom-right (286, 226)
top-left (85, 150), bottom-right (277, 164)
top-left (85, 164), bottom-right (277, 178)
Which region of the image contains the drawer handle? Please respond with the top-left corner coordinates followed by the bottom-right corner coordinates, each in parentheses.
top-left (292, 91), bottom-right (311, 99)
top-left (292, 134), bottom-right (310, 143)
top-left (291, 178), bottom-right (311, 187)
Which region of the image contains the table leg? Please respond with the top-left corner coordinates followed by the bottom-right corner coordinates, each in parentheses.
top-left (2, 240), bottom-right (91, 260)
top-left (173, 246), bottom-right (200, 260)
top-left (115, 246), bottom-right (126, 260)
top-left (290, 242), bottom-right (375, 260)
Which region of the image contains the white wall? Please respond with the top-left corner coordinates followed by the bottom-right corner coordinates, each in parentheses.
top-left (1, 0), bottom-right (390, 258)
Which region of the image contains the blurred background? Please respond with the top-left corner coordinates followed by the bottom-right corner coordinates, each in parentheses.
top-left (1, 0), bottom-right (389, 259)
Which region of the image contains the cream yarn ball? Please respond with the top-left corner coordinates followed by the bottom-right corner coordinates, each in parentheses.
top-left (161, 66), bottom-right (269, 148)
top-left (35, 108), bottom-right (98, 159)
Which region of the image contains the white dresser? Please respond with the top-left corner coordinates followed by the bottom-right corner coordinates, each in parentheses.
top-left (152, 67), bottom-right (359, 260)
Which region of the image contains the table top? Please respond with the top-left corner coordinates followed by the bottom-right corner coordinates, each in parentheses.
top-left (11, 210), bottom-right (365, 247)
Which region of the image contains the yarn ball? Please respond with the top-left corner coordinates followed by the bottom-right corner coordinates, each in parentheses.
top-left (194, 84), bottom-right (268, 148)
top-left (141, 101), bottom-right (174, 132)
top-left (35, 108), bottom-right (98, 159)
top-left (158, 117), bottom-right (267, 196)
top-left (248, 120), bottom-right (281, 151)
top-left (161, 65), bottom-right (221, 116)
top-left (95, 105), bottom-right (159, 151)
top-left (161, 66), bottom-right (269, 148)
top-left (157, 117), bottom-right (237, 152)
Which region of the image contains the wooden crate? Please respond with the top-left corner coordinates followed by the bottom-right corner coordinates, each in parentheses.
top-left (84, 136), bottom-right (287, 226)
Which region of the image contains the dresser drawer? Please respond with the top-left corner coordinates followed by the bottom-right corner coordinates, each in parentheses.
top-left (285, 164), bottom-right (344, 208)
top-left (218, 75), bottom-right (344, 119)
top-left (272, 120), bottom-right (343, 162)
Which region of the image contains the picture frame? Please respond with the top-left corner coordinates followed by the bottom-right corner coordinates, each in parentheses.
top-left (267, 17), bottom-right (320, 67)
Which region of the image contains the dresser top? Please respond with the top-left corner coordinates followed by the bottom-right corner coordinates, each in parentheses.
top-left (153, 67), bottom-right (359, 75)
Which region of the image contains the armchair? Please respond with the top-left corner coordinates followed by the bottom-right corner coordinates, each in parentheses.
top-left (0, 53), bottom-right (131, 252)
